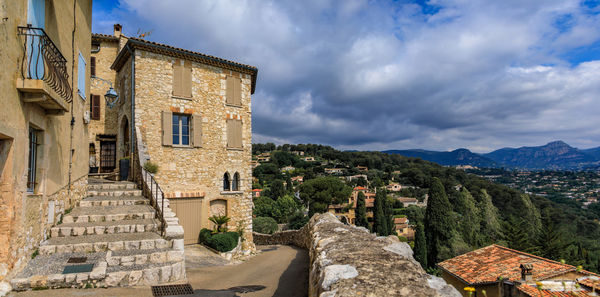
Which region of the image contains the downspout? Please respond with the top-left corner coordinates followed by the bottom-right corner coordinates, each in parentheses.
top-left (126, 44), bottom-right (135, 180)
top-left (68, 0), bottom-right (76, 195)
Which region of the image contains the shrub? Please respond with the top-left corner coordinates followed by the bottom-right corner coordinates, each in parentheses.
top-left (253, 216), bottom-right (278, 234)
top-left (143, 161), bottom-right (159, 174)
top-left (198, 228), bottom-right (213, 244)
top-left (206, 232), bottom-right (239, 252)
top-left (209, 215), bottom-right (231, 232)
top-left (287, 210), bottom-right (309, 230)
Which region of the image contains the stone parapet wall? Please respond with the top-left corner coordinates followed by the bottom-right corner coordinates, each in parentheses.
top-left (256, 213), bottom-right (461, 297)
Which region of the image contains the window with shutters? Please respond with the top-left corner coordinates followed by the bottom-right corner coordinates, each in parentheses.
top-left (172, 114), bottom-right (190, 146)
top-left (77, 51), bottom-right (86, 100)
top-left (91, 94), bottom-right (101, 120)
top-left (226, 76), bottom-right (242, 106)
top-left (172, 59), bottom-right (192, 98)
top-left (90, 57), bottom-right (96, 76)
top-left (226, 119), bottom-right (242, 149)
top-left (223, 173), bottom-right (231, 191)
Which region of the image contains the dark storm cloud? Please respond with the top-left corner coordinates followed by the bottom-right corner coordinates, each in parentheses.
top-left (93, 0), bottom-right (600, 151)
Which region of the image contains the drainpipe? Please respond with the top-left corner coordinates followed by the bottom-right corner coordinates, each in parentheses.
top-left (125, 44), bottom-right (135, 180)
top-left (67, 0), bottom-right (76, 195)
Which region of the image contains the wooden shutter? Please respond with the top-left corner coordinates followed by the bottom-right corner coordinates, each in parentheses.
top-left (162, 111), bottom-right (173, 146)
top-left (90, 57), bottom-right (96, 76)
top-left (233, 77), bottom-right (241, 106)
top-left (192, 114), bottom-right (202, 147)
top-left (227, 119), bottom-right (242, 148)
top-left (235, 120), bottom-right (243, 148)
top-left (226, 119), bottom-right (234, 148)
top-left (172, 59), bottom-right (183, 97)
top-left (226, 76), bottom-right (234, 105)
top-left (182, 60), bottom-right (192, 97)
top-left (91, 94), bottom-right (101, 120)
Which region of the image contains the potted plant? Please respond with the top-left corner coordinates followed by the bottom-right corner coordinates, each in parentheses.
top-left (119, 156), bottom-right (130, 181)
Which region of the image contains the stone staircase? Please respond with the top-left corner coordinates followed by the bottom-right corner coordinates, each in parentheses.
top-left (10, 180), bottom-right (186, 291)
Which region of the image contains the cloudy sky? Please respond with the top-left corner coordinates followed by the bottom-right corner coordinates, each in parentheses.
top-left (93, 0), bottom-right (600, 153)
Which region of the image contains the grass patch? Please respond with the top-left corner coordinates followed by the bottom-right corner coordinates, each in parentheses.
top-left (31, 249), bottom-right (39, 259)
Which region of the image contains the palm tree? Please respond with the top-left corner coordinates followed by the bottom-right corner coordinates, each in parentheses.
top-left (209, 215), bottom-right (231, 232)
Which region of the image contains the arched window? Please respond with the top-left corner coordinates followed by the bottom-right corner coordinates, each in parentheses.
top-left (223, 172), bottom-right (231, 191)
top-left (232, 172), bottom-right (240, 191)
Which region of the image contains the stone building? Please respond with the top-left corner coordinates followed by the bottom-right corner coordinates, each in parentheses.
top-left (0, 0), bottom-right (92, 284)
top-left (103, 34), bottom-right (257, 248)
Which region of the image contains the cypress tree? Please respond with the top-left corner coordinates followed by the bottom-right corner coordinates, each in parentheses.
top-left (381, 189), bottom-right (394, 235)
top-left (414, 222), bottom-right (427, 269)
top-left (457, 188), bottom-right (480, 246)
top-left (425, 178), bottom-right (454, 267)
top-left (478, 189), bottom-right (502, 244)
top-left (373, 188), bottom-right (388, 236)
top-left (355, 192), bottom-right (369, 228)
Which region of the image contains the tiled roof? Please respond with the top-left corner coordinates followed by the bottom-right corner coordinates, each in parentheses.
top-left (111, 37), bottom-right (258, 93)
top-left (394, 217), bottom-right (408, 224)
top-left (518, 284), bottom-right (592, 297)
top-left (438, 245), bottom-right (575, 285)
top-left (578, 276), bottom-right (600, 291)
top-left (92, 33), bottom-right (118, 41)
top-left (354, 186), bottom-right (367, 191)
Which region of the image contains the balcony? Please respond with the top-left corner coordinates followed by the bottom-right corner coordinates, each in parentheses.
top-left (17, 26), bottom-right (72, 114)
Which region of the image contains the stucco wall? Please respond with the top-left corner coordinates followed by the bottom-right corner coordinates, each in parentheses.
top-left (0, 0), bottom-right (91, 281)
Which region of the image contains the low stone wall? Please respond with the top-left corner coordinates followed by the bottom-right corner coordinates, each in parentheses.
top-left (257, 213), bottom-right (461, 297)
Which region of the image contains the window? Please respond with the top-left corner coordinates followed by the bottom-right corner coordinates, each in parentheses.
top-left (226, 76), bottom-right (242, 106)
top-left (162, 112), bottom-right (202, 147)
top-left (232, 172), bottom-right (240, 191)
top-left (90, 57), bottom-right (96, 76)
top-left (172, 114), bottom-right (190, 146)
top-left (227, 119), bottom-right (242, 149)
top-left (77, 51), bottom-right (86, 99)
top-left (223, 173), bottom-right (231, 191)
top-left (27, 127), bottom-right (41, 193)
top-left (91, 94), bottom-right (101, 120)
top-left (172, 59), bottom-right (192, 98)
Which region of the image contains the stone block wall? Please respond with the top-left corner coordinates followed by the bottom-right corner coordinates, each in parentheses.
top-left (256, 213), bottom-right (461, 297)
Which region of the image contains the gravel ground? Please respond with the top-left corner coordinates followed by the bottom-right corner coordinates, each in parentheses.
top-left (16, 252), bottom-right (107, 278)
top-left (45, 231), bottom-right (162, 245)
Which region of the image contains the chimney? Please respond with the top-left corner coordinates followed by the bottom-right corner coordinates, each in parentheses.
top-left (520, 263), bottom-right (533, 282)
top-left (113, 24), bottom-right (122, 37)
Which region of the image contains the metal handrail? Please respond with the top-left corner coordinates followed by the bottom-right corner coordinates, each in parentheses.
top-left (138, 165), bottom-right (166, 236)
top-left (17, 26), bottom-right (73, 103)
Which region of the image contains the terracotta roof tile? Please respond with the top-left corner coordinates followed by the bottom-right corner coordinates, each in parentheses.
top-left (438, 245), bottom-right (575, 285)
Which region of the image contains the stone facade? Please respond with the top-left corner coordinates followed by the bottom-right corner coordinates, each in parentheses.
top-left (110, 38), bottom-right (257, 250)
top-left (0, 0), bottom-right (92, 284)
top-left (256, 213), bottom-right (461, 297)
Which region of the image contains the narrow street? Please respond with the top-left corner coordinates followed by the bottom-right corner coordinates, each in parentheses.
top-left (9, 245), bottom-right (309, 297)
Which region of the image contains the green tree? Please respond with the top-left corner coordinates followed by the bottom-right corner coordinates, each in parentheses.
top-left (373, 188), bottom-right (389, 236)
top-left (267, 179), bottom-right (286, 199)
top-left (503, 217), bottom-right (531, 252)
top-left (457, 187), bottom-right (480, 246)
top-left (478, 189), bottom-right (502, 244)
top-left (275, 194), bottom-right (300, 223)
top-left (425, 178), bottom-right (454, 267)
top-left (355, 192), bottom-right (369, 228)
top-left (414, 223), bottom-right (427, 269)
top-left (385, 195), bottom-right (395, 235)
top-left (533, 210), bottom-right (568, 261)
top-left (253, 196), bottom-right (280, 219)
top-left (299, 176), bottom-right (352, 217)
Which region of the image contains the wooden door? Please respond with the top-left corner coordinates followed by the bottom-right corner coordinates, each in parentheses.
top-left (170, 198), bottom-right (203, 245)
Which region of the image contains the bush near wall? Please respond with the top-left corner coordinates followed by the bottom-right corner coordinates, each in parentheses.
top-left (198, 228), bottom-right (240, 252)
top-left (253, 217), bottom-right (278, 234)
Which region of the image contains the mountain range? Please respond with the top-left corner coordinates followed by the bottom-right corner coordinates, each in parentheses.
top-left (383, 141), bottom-right (600, 170)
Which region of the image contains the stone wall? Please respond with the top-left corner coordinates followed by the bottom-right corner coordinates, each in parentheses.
top-left (257, 213), bottom-right (461, 297)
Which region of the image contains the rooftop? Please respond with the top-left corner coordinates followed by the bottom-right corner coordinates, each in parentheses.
top-left (438, 244), bottom-right (575, 285)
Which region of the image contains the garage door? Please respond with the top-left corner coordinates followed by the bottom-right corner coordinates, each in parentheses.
top-left (169, 198), bottom-right (203, 245)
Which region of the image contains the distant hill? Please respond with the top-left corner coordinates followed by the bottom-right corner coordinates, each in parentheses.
top-left (383, 148), bottom-right (498, 167)
top-left (384, 141), bottom-right (600, 170)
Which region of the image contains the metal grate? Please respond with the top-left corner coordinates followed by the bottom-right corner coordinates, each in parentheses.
top-left (151, 284), bottom-right (194, 296)
top-left (67, 257), bottom-right (87, 263)
top-left (62, 264), bottom-right (94, 274)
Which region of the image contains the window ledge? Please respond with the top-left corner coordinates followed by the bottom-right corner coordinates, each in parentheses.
top-left (225, 103), bottom-right (242, 108)
top-left (221, 191), bottom-right (243, 195)
top-left (27, 193), bottom-right (43, 198)
top-left (171, 95), bottom-right (193, 101)
top-left (171, 145), bottom-right (194, 149)
top-left (227, 147), bottom-right (243, 151)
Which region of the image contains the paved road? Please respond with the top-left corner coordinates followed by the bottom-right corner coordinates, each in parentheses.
top-left (9, 245), bottom-right (308, 297)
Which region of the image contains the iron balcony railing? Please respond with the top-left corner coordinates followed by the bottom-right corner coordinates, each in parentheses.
top-left (18, 26), bottom-right (73, 103)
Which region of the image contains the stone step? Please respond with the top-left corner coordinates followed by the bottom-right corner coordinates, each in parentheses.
top-left (79, 195), bottom-right (149, 207)
top-left (87, 182), bottom-right (137, 191)
top-left (107, 248), bottom-right (184, 267)
top-left (87, 189), bottom-right (142, 197)
top-left (39, 232), bottom-right (168, 255)
top-left (9, 251), bottom-right (185, 290)
top-left (63, 205), bottom-right (155, 224)
top-left (51, 219), bottom-right (161, 237)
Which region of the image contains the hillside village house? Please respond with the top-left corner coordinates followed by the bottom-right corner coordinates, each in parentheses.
top-left (0, 0), bottom-right (92, 283)
top-left (439, 244), bottom-right (600, 297)
top-left (106, 31), bottom-right (257, 246)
